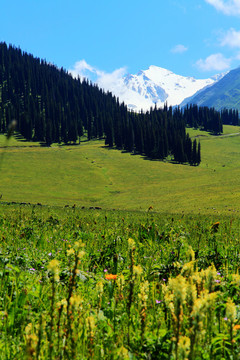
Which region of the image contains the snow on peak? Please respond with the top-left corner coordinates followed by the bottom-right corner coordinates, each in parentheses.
top-left (69, 60), bottom-right (222, 112)
top-left (117, 65), bottom-right (221, 111)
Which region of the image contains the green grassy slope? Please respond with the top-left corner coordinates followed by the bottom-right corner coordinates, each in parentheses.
top-left (1, 125), bottom-right (240, 214)
top-left (182, 66), bottom-right (240, 110)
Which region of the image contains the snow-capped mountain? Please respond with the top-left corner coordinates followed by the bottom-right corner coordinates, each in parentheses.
top-left (120, 66), bottom-right (224, 111)
top-left (70, 62), bottom-right (224, 111)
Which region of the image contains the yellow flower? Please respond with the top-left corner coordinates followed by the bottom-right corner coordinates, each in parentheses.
top-left (226, 298), bottom-right (237, 323)
top-left (74, 240), bottom-right (85, 250)
top-left (96, 280), bottom-right (104, 294)
top-left (128, 238), bottom-right (135, 251)
top-left (66, 248), bottom-right (75, 256)
top-left (70, 294), bottom-right (82, 307)
top-left (133, 265), bottom-right (143, 276)
top-left (56, 299), bottom-right (67, 309)
top-left (47, 259), bottom-right (59, 271)
top-left (47, 259), bottom-right (60, 281)
top-left (25, 323), bottom-right (33, 335)
top-left (117, 274), bottom-right (125, 287)
top-left (138, 281), bottom-right (149, 303)
top-left (77, 250), bottom-right (85, 259)
top-left (178, 336), bottom-right (190, 359)
top-left (117, 345), bottom-right (129, 359)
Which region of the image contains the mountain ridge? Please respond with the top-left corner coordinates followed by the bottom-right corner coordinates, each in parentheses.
top-left (96, 65), bottom-right (224, 111)
top-left (180, 66), bottom-right (240, 110)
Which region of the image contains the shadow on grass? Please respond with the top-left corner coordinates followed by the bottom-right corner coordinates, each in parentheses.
top-left (101, 144), bottom-right (196, 166)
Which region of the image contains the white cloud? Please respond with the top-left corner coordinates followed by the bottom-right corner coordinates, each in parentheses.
top-left (205, 0), bottom-right (240, 16)
top-left (97, 67), bottom-right (127, 91)
top-left (69, 60), bottom-right (103, 80)
top-left (69, 60), bottom-right (127, 91)
top-left (220, 28), bottom-right (240, 47)
top-left (196, 53), bottom-right (231, 71)
top-left (171, 44), bottom-right (188, 54)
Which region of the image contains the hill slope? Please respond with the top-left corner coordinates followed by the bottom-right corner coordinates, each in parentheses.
top-left (1, 126), bottom-right (240, 214)
top-left (181, 66), bottom-right (240, 110)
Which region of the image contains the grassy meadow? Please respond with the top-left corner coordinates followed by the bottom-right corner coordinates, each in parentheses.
top-left (1, 127), bottom-right (240, 359)
top-left (1, 205), bottom-right (240, 359)
top-left (0, 125), bottom-right (240, 214)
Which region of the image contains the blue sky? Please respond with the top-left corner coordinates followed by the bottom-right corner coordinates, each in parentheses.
top-left (1, 0), bottom-right (240, 80)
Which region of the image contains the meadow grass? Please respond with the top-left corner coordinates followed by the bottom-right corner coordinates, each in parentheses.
top-left (0, 126), bottom-right (240, 214)
top-left (1, 126), bottom-right (240, 358)
top-left (0, 204), bottom-right (240, 359)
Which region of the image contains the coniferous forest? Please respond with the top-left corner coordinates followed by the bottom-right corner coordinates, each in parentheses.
top-left (0, 42), bottom-right (238, 166)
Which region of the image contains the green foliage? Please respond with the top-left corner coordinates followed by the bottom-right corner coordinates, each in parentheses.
top-left (0, 205), bottom-right (240, 358)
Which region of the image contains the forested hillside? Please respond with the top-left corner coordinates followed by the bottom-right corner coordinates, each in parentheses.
top-left (0, 42), bottom-right (232, 165)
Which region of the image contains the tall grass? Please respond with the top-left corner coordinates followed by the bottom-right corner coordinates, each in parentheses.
top-left (1, 205), bottom-right (240, 358)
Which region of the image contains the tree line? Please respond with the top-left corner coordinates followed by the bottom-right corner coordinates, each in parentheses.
top-left (0, 42), bottom-right (235, 166)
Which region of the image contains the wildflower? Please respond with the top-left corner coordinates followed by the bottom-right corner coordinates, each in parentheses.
top-left (116, 274), bottom-right (125, 288)
top-left (226, 298), bottom-right (237, 323)
top-left (116, 345), bottom-right (129, 359)
top-left (104, 269), bottom-right (108, 273)
top-left (74, 240), bottom-right (85, 250)
top-left (96, 280), bottom-right (104, 294)
top-left (178, 336), bottom-right (190, 359)
top-left (56, 298), bottom-right (67, 310)
top-left (201, 265), bottom-right (218, 292)
top-left (138, 281), bottom-right (149, 303)
top-left (105, 274), bottom-right (117, 280)
top-left (181, 260), bottom-right (195, 277)
top-left (86, 315), bottom-right (96, 337)
top-left (66, 248), bottom-right (75, 256)
top-left (77, 250), bottom-right (85, 259)
top-left (128, 238), bottom-right (135, 250)
top-left (156, 300), bottom-right (162, 304)
top-left (133, 264), bottom-right (143, 276)
top-left (231, 274), bottom-right (240, 286)
top-left (47, 259), bottom-right (60, 281)
top-left (233, 324), bottom-right (240, 330)
top-left (25, 323), bottom-right (33, 335)
top-left (70, 294), bottom-right (83, 307)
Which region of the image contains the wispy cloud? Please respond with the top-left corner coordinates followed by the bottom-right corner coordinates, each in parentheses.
top-left (171, 44), bottom-right (188, 54)
top-left (97, 68), bottom-right (127, 91)
top-left (205, 0), bottom-right (240, 16)
top-left (69, 60), bottom-right (127, 91)
top-left (69, 60), bottom-right (103, 80)
top-left (196, 53), bottom-right (231, 71)
top-left (220, 28), bottom-right (240, 47)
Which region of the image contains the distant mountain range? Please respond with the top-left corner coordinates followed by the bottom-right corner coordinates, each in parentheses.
top-left (91, 65), bottom-right (225, 111)
top-left (180, 66), bottom-right (240, 111)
